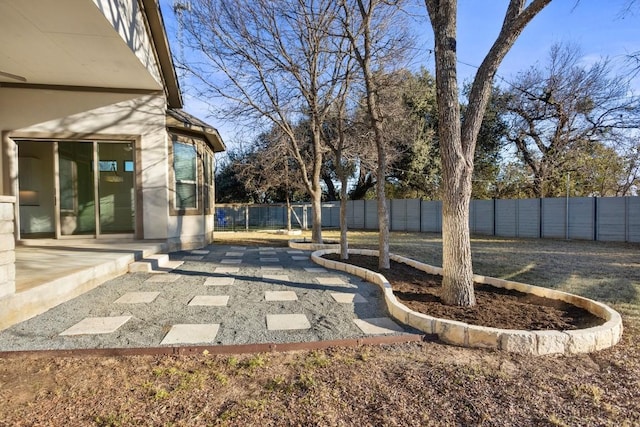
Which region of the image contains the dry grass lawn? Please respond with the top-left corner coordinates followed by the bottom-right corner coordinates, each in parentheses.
top-left (0, 230), bottom-right (639, 426)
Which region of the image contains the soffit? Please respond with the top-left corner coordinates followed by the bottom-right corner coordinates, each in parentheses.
top-left (0, 0), bottom-right (160, 89)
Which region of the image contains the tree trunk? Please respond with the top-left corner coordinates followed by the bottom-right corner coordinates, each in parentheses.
top-left (429, 0), bottom-right (475, 305)
top-left (376, 143), bottom-right (390, 269)
top-left (286, 193), bottom-right (292, 231)
top-left (441, 174), bottom-right (476, 305)
top-left (310, 189), bottom-right (323, 243)
top-left (339, 174), bottom-right (349, 260)
top-left (310, 119), bottom-right (324, 243)
top-left (426, 0), bottom-right (552, 306)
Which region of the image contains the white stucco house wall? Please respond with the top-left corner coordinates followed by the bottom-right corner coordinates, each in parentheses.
top-left (0, 0), bottom-right (225, 250)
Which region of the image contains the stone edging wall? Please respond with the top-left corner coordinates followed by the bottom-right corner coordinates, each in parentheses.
top-left (311, 248), bottom-right (623, 355)
top-left (0, 196), bottom-right (16, 299)
top-left (289, 240), bottom-right (341, 251)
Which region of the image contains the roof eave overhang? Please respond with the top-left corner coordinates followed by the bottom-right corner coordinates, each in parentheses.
top-left (141, 0), bottom-right (182, 108)
top-left (167, 116), bottom-right (226, 152)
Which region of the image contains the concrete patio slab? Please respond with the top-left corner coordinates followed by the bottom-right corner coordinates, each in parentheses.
top-left (221, 259), bottom-right (242, 264)
top-left (261, 266), bottom-right (283, 271)
top-left (353, 317), bottom-right (404, 335)
top-left (204, 277), bottom-right (236, 286)
top-left (265, 291), bottom-right (298, 301)
top-left (160, 324), bottom-right (220, 345)
top-left (114, 292), bottom-right (160, 304)
top-left (316, 277), bottom-right (347, 285)
top-left (188, 295), bottom-right (229, 306)
top-left (60, 316), bottom-right (132, 336)
top-left (291, 256), bottom-right (309, 261)
top-left (145, 273), bottom-right (180, 283)
top-left (182, 256), bottom-right (204, 261)
top-left (330, 292), bottom-right (367, 304)
top-left (225, 252), bottom-right (244, 257)
top-left (260, 257), bottom-right (280, 262)
top-left (230, 246), bottom-right (247, 251)
top-left (191, 250), bottom-right (210, 255)
top-left (260, 251), bottom-right (277, 255)
top-left (266, 314), bottom-right (311, 331)
top-left (305, 267), bottom-right (328, 273)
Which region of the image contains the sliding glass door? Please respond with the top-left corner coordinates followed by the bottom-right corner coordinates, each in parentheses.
top-left (53, 140), bottom-right (134, 237)
top-left (58, 141), bottom-right (96, 236)
top-left (97, 142), bottom-right (134, 234)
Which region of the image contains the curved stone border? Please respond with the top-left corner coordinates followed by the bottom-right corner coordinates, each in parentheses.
top-left (311, 248), bottom-right (623, 355)
top-left (289, 239), bottom-right (341, 251)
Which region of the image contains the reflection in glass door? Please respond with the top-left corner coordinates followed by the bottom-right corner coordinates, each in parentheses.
top-left (58, 141), bottom-right (96, 236)
top-left (56, 141), bottom-right (134, 237)
top-left (98, 142), bottom-right (134, 234)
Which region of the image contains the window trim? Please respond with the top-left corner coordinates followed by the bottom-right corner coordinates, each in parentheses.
top-left (169, 133), bottom-right (216, 216)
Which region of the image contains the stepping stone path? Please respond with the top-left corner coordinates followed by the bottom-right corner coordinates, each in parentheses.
top-left (0, 244), bottom-right (413, 351)
top-left (114, 291), bottom-right (160, 304)
top-left (265, 291), bottom-right (298, 301)
top-left (266, 314), bottom-right (311, 331)
top-left (189, 295), bottom-right (229, 306)
top-left (161, 324), bottom-right (220, 345)
top-left (60, 316), bottom-right (132, 336)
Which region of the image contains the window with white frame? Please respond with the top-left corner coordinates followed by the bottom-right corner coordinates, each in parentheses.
top-left (173, 141), bottom-right (198, 209)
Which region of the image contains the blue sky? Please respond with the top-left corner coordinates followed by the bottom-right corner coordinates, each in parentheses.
top-left (159, 0), bottom-right (640, 147)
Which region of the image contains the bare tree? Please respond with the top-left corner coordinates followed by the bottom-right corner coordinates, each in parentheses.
top-left (178, 0), bottom-right (350, 243)
top-left (340, 0), bottom-right (415, 269)
top-left (499, 43), bottom-right (640, 197)
top-left (424, 0), bottom-right (551, 306)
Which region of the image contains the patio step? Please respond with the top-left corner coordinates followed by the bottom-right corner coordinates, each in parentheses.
top-left (129, 254), bottom-right (183, 273)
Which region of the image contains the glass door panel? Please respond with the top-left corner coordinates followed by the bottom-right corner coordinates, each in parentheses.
top-left (98, 142), bottom-right (134, 234)
top-left (57, 141), bottom-right (96, 236)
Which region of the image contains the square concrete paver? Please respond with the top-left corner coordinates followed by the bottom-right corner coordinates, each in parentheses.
top-left (260, 257), bottom-right (279, 262)
top-left (191, 250), bottom-right (210, 255)
top-left (145, 273), bottom-right (181, 283)
top-left (262, 274), bottom-right (289, 282)
top-left (231, 246), bottom-right (247, 251)
top-left (266, 314), bottom-right (311, 330)
top-left (160, 324), bottom-right (220, 345)
top-left (316, 277), bottom-right (347, 285)
top-left (305, 267), bottom-right (328, 273)
top-left (188, 295), bottom-right (229, 306)
top-left (259, 247), bottom-right (275, 251)
top-left (114, 291), bottom-right (160, 304)
top-left (221, 259), bottom-right (242, 264)
top-left (330, 292), bottom-right (367, 304)
top-left (353, 317), bottom-right (404, 335)
top-left (261, 266), bottom-right (283, 271)
top-left (291, 256), bottom-right (309, 261)
top-left (225, 252), bottom-right (244, 257)
top-left (183, 256), bottom-right (204, 261)
top-left (265, 291), bottom-right (298, 301)
top-left (287, 250), bottom-right (304, 254)
top-left (215, 267), bottom-right (239, 273)
top-left (60, 316), bottom-right (132, 336)
top-left (204, 277), bottom-right (236, 286)
top-left (260, 251), bottom-right (277, 255)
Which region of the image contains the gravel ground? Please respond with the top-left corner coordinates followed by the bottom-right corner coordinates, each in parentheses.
top-left (0, 245), bottom-right (415, 351)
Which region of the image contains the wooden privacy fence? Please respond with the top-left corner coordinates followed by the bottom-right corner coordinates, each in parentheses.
top-left (216, 197), bottom-right (640, 243)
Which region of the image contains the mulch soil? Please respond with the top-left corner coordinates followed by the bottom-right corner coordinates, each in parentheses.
top-left (324, 253), bottom-right (603, 330)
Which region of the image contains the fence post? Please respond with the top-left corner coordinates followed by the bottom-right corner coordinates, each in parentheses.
top-left (245, 206), bottom-right (249, 231)
top-left (565, 173), bottom-right (570, 240)
top-left (539, 198), bottom-right (543, 238)
top-left (302, 206), bottom-right (308, 230)
top-left (492, 198), bottom-right (496, 236)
